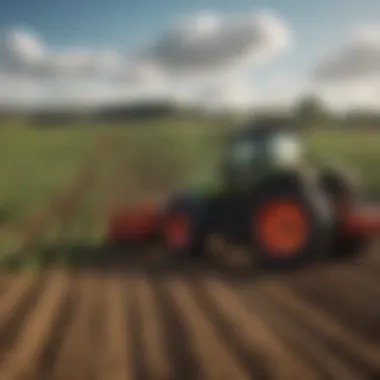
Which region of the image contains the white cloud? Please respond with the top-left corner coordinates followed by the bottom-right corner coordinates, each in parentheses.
top-left (195, 79), bottom-right (257, 111)
top-left (0, 28), bottom-right (126, 79)
top-left (190, 72), bottom-right (308, 113)
top-left (141, 11), bottom-right (290, 77)
top-left (0, 28), bottom-right (168, 107)
top-left (310, 26), bottom-right (380, 112)
top-left (0, 11), bottom-right (291, 108)
top-left (313, 26), bottom-right (380, 83)
top-left (5, 29), bottom-right (45, 64)
top-left (47, 50), bottom-right (122, 78)
top-left (0, 73), bottom-right (45, 107)
top-left (1, 11), bottom-right (290, 84)
top-left (313, 79), bottom-right (380, 112)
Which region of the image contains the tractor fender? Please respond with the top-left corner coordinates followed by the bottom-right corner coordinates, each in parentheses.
top-left (254, 166), bottom-right (321, 194)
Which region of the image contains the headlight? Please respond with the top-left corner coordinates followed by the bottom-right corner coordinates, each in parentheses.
top-left (271, 134), bottom-right (303, 165)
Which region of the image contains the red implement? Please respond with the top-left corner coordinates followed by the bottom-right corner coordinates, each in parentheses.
top-left (107, 201), bottom-right (161, 241)
top-left (341, 204), bottom-right (380, 236)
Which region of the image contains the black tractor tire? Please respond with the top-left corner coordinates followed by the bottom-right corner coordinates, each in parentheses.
top-left (248, 173), bottom-right (333, 270)
top-left (159, 195), bottom-right (222, 261)
top-left (333, 235), bottom-right (370, 259)
top-left (319, 167), bottom-right (369, 258)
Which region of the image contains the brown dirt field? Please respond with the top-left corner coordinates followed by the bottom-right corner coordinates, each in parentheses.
top-left (0, 246), bottom-right (379, 380)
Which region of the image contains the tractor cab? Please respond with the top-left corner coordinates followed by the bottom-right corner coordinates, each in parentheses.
top-left (222, 122), bottom-right (304, 191)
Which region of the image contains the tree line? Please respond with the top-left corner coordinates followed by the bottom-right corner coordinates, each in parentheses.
top-left (0, 96), bottom-right (379, 129)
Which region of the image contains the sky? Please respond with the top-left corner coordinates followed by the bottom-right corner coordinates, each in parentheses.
top-left (0, 0), bottom-right (380, 111)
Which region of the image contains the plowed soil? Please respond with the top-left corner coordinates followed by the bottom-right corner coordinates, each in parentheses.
top-left (0, 243), bottom-right (379, 380)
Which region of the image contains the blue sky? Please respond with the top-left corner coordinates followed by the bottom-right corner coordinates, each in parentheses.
top-left (2, 0), bottom-right (378, 49)
top-left (1, 0), bottom-right (380, 109)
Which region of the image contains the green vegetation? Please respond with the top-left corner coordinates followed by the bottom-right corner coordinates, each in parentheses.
top-left (109, 123), bottom-right (380, 198)
top-left (0, 122), bottom-right (103, 259)
top-left (307, 129), bottom-right (380, 198)
top-left (107, 120), bottom-right (222, 197)
top-left (0, 123), bottom-right (100, 221)
top-left (0, 118), bottom-right (379, 268)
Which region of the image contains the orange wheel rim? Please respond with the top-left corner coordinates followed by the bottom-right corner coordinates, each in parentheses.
top-left (256, 199), bottom-right (308, 256)
top-left (164, 213), bottom-right (189, 249)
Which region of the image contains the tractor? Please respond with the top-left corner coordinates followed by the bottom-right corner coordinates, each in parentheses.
top-left (107, 119), bottom-right (380, 269)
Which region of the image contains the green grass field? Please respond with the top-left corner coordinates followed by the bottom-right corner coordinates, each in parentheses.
top-left (0, 123), bottom-right (101, 222)
top-left (0, 119), bottom-right (379, 265)
top-left (306, 129), bottom-right (380, 197)
top-left (0, 122), bottom-right (105, 258)
top-left (108, 123), bottom-right (380, 198)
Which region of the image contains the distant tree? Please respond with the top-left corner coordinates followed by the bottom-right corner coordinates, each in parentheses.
top-left (294, 94), bottom-right (328, 128)
top-left (96, 100), bottom-right (178, 123)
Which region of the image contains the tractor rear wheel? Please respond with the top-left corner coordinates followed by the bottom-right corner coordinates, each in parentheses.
top-left (249, 179), bottom-right (333, 269)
